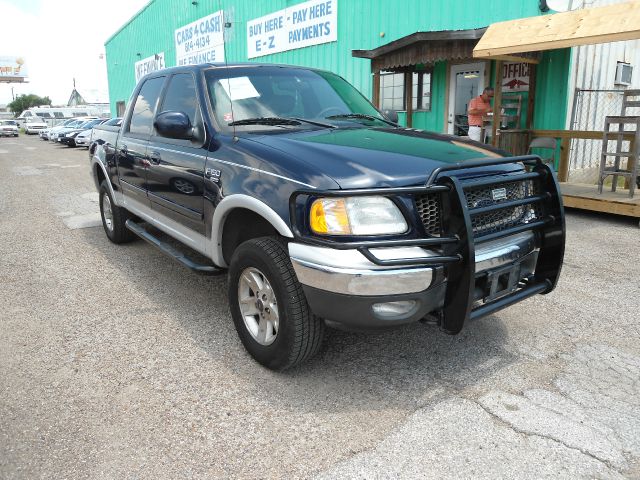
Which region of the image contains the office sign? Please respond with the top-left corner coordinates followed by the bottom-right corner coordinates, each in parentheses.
top-left (247, 0), bottom-right (337, 59)
top-left (134, 53), bottom-right (165, 83)
top-left (175, 10), bottom-right (225, 66)
top-left (502, 62), bottom-right (530, 92)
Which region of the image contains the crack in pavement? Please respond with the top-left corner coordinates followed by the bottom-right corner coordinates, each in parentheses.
top-left (473, 399), bottom-right (623, 474)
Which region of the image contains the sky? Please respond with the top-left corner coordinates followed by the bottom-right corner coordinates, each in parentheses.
top-left (0, 0), bottom-right (150, 106)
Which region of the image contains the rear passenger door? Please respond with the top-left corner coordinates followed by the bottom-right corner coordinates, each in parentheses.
top-left (117, 75), bottom-right (165, 207)
top-left (147, 72), bottom-right (207, 235)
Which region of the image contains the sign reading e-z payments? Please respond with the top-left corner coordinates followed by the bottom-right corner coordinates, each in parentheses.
top-left (175, 11), bottom-right (225, 66)
top-left (247, 0), bottom-right (337, 59)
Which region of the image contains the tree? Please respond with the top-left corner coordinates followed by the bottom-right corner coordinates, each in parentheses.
top-left (8, 94), bottom-right (52, 116)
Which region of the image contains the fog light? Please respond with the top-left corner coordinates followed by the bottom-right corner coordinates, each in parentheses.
top-left (372, 300), bottom-right (417, 319)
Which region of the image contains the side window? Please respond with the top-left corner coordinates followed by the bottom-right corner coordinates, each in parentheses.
top-left (159, 73), bottom-right (198, 127)
top-left (127, 76), bottom-right (164, 137)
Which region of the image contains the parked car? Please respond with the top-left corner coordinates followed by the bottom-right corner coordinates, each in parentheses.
top-left (0, 120), bottom-right (19, 137)
top-left (77, 117), bottom-right (121, 149)
top-left (51, 118), bottom-right (98, 143)
top-left (24, 117), bottom-right (48, 135)
top-left (60, 118), bottom-right (107, 147)
top-left (41, 118), bottom-right (80, 141)
top-left (90, 64), bottom-right (565, 370)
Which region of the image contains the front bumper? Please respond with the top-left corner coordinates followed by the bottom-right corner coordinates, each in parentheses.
top-left (290, 231), bottom-right (538, 329)
top-left (288, 155), bottom-right (565, 333)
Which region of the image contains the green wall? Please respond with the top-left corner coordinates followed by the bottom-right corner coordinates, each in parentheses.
top-left (533, 49), bottom-right (571, 130)
top-left (106, 0), bottom-right (567, 131)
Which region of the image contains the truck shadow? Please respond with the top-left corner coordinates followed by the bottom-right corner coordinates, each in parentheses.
top-left (81, 227), bottom-right (515, 412)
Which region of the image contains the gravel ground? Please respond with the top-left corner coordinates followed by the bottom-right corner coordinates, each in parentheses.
top-left (1, 135), bottom-right (639, 479)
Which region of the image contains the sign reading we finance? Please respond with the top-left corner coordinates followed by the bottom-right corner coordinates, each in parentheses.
top-left (175, 10), bottom-right (225, 66)
top-left (134, 53), bottom-right (165, 83)
top-left (247, 0), bottom-right (337, 59)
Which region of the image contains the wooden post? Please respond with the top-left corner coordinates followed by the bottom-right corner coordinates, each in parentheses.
top-left (405, 70), bottom-right (413, 128)
top-left (559, 137), bottom-right (570, 182)
top-left (526, 64), bottom-right (536, 130)
top-left (372, 70), bottom-right (381, 109)
top-left (491, 60), bottom-right (503, 146)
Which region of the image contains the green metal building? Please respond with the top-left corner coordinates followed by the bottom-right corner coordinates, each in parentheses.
top-left (105, 0), bottom-right (570, 138)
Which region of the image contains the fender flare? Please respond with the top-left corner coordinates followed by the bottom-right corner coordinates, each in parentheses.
top-left (91, 156), bottom-right (121, 207)
top-left (210, 194), bottom-right (294, 267)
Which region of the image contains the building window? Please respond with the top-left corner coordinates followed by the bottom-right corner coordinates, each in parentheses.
top-left (380, 71), bottom-right (405, 111)
top-left (412, 72), bottom-right (431, 111)
top-left (380, 71), bottom-right (431, 111)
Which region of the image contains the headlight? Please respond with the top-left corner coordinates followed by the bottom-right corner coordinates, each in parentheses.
top-left (310, 196), bottom-right (407, 235)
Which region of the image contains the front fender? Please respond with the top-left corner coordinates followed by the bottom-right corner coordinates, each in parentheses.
top-left (209, 194), bottom-right (293, 267)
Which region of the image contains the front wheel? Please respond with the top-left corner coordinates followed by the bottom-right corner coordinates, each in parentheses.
top-left (228, 237), bottom-right (324, 370)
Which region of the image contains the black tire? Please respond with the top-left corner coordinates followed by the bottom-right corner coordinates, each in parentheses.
top-left (228, 237), bottom-right (324, 370)
top-left (99, 180), bottom-right (136, 244)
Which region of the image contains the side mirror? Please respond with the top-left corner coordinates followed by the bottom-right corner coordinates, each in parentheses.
top-left (382, 109), bottom-right (399, 124)
top-left (154, 111), bottom-right (193, 139)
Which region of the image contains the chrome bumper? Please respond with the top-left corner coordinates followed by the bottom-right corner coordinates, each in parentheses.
top-left (289, 231), bottom-right (537, 297)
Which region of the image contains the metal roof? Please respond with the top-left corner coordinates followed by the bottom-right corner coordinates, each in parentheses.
top-left (352, 29), bottom-right (486, 71)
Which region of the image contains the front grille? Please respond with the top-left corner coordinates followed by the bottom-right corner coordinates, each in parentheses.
top-left (464, 178), bottom-right (543, 237)
top-left (415, 193), bottom-right (441, 236)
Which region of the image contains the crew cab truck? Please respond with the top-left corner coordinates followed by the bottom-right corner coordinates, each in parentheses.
top-left (90, 64), bottom-right (565, 370)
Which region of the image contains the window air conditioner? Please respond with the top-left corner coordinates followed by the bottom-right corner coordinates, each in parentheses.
top-left (615, 62), bottom-right (632, 86)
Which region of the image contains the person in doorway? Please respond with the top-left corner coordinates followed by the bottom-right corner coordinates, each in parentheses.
top-left (467, 87), bottom-right (494, 142)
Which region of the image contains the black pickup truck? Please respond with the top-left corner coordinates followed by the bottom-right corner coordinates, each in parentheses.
top-left (90, 63), bottom-right (565, 370)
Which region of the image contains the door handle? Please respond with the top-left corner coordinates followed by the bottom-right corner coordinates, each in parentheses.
top-left (148, 151), bottom-right (161, 165)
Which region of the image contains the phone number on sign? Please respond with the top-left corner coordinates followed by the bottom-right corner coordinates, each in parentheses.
top-left (184, 36), bottom-right (211, 53)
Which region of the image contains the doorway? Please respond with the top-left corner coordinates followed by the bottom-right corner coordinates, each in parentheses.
top-left (447, 62), bottom-right (486, 135)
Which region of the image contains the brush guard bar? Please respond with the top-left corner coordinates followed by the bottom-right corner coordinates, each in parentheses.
top-left (289, 155), bottom-right (565, 333)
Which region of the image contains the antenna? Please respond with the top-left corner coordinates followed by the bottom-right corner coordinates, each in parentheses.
top-left (219, 0), bottom-right (237, 139)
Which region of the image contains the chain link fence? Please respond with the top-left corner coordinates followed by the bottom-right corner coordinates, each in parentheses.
top-left (567, 89), bottom-right (626, 184)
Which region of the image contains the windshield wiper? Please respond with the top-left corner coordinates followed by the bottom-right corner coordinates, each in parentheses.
top-left (325, 113), bottom-right (397, 126)
top-left (293, 117), bottom-right (336, 129)
top-left (228, 117), bottom-right (302, 127)
top-left (228, 116), bottom-right (336, 129)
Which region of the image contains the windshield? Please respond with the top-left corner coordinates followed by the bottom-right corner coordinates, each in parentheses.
top-left (2, 120), bottom-right (17, 126)
top-left (79, 119), bottom-right (101, 129)
top-left (104, 117), bottom-right (122, 126)
top-left (205, 66), bottom-right (386, 132)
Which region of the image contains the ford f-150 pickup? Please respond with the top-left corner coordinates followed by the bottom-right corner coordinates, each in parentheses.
top-left (90, 63), bottom-right (565, 370)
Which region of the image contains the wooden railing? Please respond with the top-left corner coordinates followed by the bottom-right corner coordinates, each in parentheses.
top-left (531, 129), bottom-right (637, 183)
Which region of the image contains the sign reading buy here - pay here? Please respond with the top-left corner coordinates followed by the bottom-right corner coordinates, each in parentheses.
top-left (247, 0), bottom-right (337, 59)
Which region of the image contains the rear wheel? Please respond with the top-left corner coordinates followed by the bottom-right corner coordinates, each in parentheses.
top-left (228, 237), bottom-right (324, 370)
top-left (99, 180), bottom-right (136, 244)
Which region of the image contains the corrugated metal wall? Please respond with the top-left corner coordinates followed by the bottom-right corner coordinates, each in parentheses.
top-left (106, 0), bottom-right (564, 131)
top-left (569, 0), bottom-right (640, 96)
